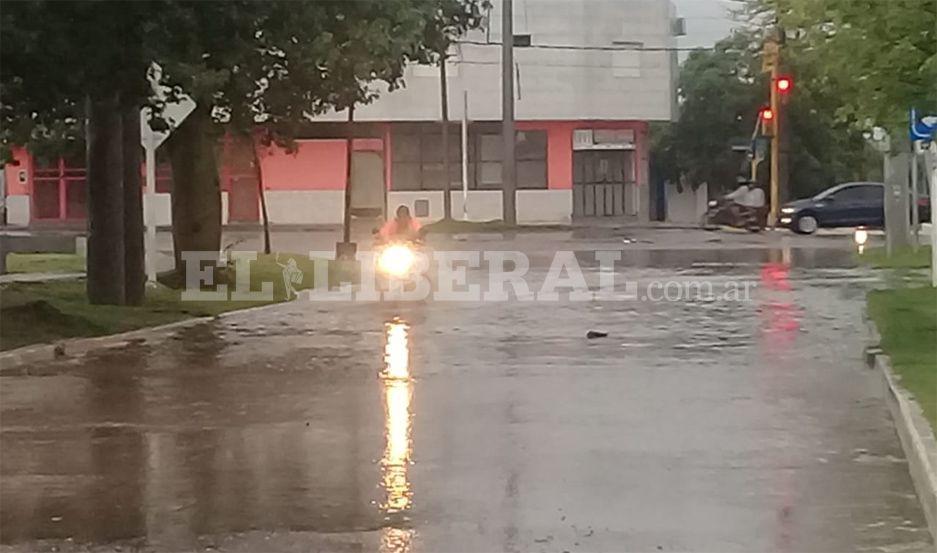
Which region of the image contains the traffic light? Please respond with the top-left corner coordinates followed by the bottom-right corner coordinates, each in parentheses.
top-left (776, 76), bottom-right (792, 94)
top-left (760, 106), bottom-right (776, 136)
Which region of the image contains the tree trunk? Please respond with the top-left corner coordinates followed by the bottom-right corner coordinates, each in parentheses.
top-left (167, 104), bottom-right (222, 277)
top-left (249, 135), bottom-right (272, 254)
top-left (122, 107), bottom-right (145, 305)
top-left (86, 92), bottom-right (126, 305)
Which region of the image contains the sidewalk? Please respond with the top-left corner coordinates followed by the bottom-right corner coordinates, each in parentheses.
top-left (0, 271), bottom-right (84, 284)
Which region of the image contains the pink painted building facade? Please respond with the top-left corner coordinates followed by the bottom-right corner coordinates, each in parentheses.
top-left (2, 0), bottom-right (678, 227)
top-left (2, 119), bottom-right (650, 227)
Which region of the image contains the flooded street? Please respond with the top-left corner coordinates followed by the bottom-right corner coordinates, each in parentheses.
top-left (1, 237), bottom-right (931, 552)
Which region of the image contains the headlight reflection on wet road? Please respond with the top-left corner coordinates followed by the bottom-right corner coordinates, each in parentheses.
top-left (384, 321), bottom-right (410, 381)
top-left (380, 319), bottom-right (414, 552)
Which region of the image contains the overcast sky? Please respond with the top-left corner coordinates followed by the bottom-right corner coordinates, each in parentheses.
top-left (672, 0), bottom-right (740, 53)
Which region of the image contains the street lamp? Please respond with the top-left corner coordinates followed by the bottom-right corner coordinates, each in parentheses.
top-left (854, 227), bottom-right (869, 254)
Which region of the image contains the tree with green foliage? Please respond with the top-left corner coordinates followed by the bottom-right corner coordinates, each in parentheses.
top-left (3, 1), bottom-right (488, 289)
top-left (742, 0), bottom-right (936, 137)
top-left (663, 32), bottom-right (766, 192)
top-left (1, 1), bottom-right (157, 305)
top-left (145, 0), bottom-right (488, 273)
top-left (651, 28), bottom-right (877, 201)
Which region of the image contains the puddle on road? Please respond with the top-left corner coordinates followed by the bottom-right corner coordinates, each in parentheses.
top-left (0, 314), bottom-right (419, 549)
top-left (2, 242), bottom-right (929, 552)
top-left (379, 318), bottom-right (415, 552)
top-left (573, 246), bottom-right (861, 271)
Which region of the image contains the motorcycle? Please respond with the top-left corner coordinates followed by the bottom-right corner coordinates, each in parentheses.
top-left (702, 198), bottom-right (765, 232)
top-left (372, 228), bottom-right (430, 293)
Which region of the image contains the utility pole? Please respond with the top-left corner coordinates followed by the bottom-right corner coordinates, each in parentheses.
top-left (462, 90), bottom-right (470, 221)
top-left (779, 89), bottom-right (790, 206)
top-left (762, 32), bottom-right (792, 228)
top-left (440, 56), bottom-right (452, 220)
top-left (767, 42), bottom-right (780, 228)
top-left (501, 0), bottom-right (516, 225)
top-left (884, 152), bottom-right (912, 256)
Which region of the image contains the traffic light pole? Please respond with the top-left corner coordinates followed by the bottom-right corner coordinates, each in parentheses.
top-left (768, 64), bottom-right (780, 228)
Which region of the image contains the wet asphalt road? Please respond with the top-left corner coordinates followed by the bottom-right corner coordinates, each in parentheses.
top-left (1, 236), bottom-right (932, 552)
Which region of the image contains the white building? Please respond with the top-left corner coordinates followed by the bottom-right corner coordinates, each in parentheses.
top-left (289, 0), bottom-right (682, 225)
top-left (3, 0), bottom-right (681, 228)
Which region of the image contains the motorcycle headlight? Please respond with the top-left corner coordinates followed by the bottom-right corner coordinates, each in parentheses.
top-left (781, 207), bottom-right (796, 214)
top-left (708, 200), bottom-right (718, 207)
top-left (378, 245), bottom-right (415, 277)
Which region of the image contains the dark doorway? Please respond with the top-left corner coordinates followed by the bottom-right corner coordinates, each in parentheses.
top-left (572, 150), bottom-right (635, 217)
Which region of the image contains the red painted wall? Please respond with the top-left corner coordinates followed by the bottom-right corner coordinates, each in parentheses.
top-left (257, 138), bottom-right (386, 191)
top-left (635, 121), bottom-right (649, 188)
top-left (6, 121), bottom-right (649, 199)
top-left (517, 120), bottom-right (648, 190)
top-left (258, 140), bottom-right (347, 190)
top-left (4, 147), bottom-right (31, 195)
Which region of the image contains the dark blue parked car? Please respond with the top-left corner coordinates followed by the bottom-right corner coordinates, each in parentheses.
top-left (780, 182), bottom-right (931, 234)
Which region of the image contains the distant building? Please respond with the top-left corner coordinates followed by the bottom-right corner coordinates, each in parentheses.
top-left (3, 0), bottom-right (680, 227)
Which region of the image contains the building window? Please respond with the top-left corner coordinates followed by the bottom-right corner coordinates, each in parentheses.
top-left (477, 133), bottom-right (502, 189)
top-left (391, 160), bottom-right (422, 191)
top-left (392, 123), bottom-right (463, 191)
top-left (515, 130), bottom-right (547, 190)
top-left (474, 128), bottom-right (546, 190)
top-left (391, 123), bottom-right (546, 191)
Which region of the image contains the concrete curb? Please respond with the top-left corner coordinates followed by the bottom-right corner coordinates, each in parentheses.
top-left (867, 319), bottom-right (937, 541)
top-left (0, 300), bottom-right (292, 370)
top-left (0, 316), bottom-right (213, 369)
top-left (0, 271), bottom-right (84, 283)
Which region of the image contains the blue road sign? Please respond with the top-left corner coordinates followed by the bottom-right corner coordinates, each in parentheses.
top-left (910, 108), bottom-right (937, 142)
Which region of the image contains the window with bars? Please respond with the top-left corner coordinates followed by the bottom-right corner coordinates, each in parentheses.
top-left (516, 130), bottom-right (547, 189)
top-left (391, 123), bottom-right (546, 191)
top-left (391, 123), bottom-right (463, 191)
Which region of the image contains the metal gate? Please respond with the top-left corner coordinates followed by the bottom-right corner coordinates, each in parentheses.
top-left (32, 158), bottom-right (87, 221)
top-left (572, 150), bottom-right (635, 217)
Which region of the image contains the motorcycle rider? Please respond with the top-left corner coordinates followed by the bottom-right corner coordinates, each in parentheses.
top-left (724, 177), bottom-right (765, 221)
top-left (377, 205), bottom-right (423, 243)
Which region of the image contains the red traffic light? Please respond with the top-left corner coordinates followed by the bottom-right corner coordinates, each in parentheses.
top-left (760, 107), bottom-right (775, 121)
top-left (776, 76), bottom-right (792, 93)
